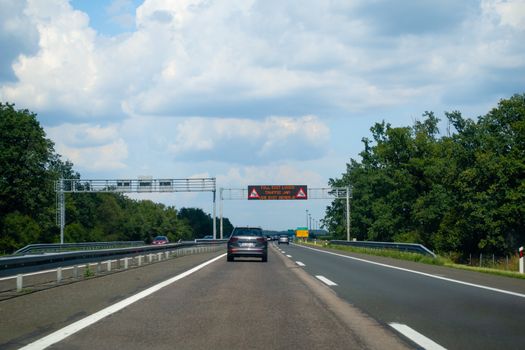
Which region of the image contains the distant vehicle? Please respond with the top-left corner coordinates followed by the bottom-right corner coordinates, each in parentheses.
top-left (278, 235), bottom-right (289, 245)
top-left (227, 227), bottom-right (268, 262)
top-left (152, 236), bottom-right (169, 245)
top-left (203, 235), bottom-right (213, 239)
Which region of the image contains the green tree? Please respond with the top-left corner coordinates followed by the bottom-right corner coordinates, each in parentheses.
top-left (0, 212), bottom-right (41, 252)
top-left (0, 103), bottom-right (56, 251)
top-left (178, 207), bottom-right (215, 238)
top-left (324, 94), bottom-right (525, 257)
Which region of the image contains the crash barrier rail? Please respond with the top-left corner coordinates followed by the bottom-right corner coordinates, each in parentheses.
top-left (194, 239), bottom-right (229, 243)
top-left (1, 241), bottom-right (224, 271)
top-left (14, 241), bottom-right (146, 255)
top-left (0, 241), bottom-right (226, 299)
top-left (329, 240), bottom-right (436, 258)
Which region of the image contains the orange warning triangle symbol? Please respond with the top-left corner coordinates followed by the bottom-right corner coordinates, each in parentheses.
top-left (296, 187), bottom-right (307, 198)
top-left (249, 188), bottom-right (260, 199)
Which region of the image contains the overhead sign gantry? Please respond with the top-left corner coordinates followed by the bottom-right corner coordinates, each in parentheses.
top-left (56, 177), bottom-right (217, 244)
top-left (219, 185), bottom-right (351, 240)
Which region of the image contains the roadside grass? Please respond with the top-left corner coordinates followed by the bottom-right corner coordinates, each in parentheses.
top-left (299, 240), bottom-right (525, 280)
top-left (443, 262), bottom-right (525, 280)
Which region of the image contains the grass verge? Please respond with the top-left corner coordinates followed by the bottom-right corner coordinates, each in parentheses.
top-left (299, 241), bottom-right (525, 280)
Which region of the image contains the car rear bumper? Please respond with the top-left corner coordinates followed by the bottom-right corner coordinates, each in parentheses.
top-left (227, 247), bottom-right (267, 257)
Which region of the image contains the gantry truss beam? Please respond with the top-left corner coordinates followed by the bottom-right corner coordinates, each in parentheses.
top-left (56, 178), bottom-right (217, 244)
top-left (56, 178), bottom-right (216, 193)
top-left (218, 187), bottom-right (352, 241)
top-left (219, 187), bottom-right (350, 200)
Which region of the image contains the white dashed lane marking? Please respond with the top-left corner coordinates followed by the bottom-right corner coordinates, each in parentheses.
top-left (389, 323), bottom-right (447, 350)
top-left (315, 275), bottom-right (337, 286)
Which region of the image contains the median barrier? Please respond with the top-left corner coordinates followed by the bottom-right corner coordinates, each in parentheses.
top-left (0, 241), bottom-right (226, 299)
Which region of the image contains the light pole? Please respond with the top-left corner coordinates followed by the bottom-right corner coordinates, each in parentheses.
top-left (306, 209), bottom-right (309, 229)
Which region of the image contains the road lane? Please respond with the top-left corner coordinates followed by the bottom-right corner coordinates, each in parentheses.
top-left (0, 252), bottom-right (225, 349)
top-left (40, 246), bottom-right (409, 350)
top-left (282, 243), bottom-right (525, 350)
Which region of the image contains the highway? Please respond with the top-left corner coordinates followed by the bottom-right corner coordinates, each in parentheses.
top-left (1, 243), bottom-right (524, 349)
top-left (0, 246), bottom-right (408, 350)
top-left (278, 243), bottom-right (525, 349)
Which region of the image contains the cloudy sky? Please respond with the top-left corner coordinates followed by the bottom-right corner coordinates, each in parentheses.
top-left (1, 0), bottom-right (524, 233)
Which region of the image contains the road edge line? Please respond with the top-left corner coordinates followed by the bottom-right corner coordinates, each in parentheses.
top-left (295, 244), bottom-right (525, 299)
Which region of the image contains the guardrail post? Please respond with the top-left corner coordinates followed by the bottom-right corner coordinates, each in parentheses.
top-left (138, 255), bottom-right (142, 266)
top-left (519, 247), bottom-right (523, 273)
top-left (97, 262), bottom-right (101, 274)
top-left (16, 274), bottom-right (23, 292)
top-left (165, 251), bottom-right (169, 259)
top-left (107, 260), bottom-right (112, 272)
top-left (73, 265), bottom-right (79, 279)
top-left (57, 267), bottom-right (62, 283)
top-left (158, 253), bottom-right (162, 261)
top-left (124, 258), bottom-right (129, 269)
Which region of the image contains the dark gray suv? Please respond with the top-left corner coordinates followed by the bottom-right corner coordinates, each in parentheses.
top-left (227, 227), bottom-right (268, 262)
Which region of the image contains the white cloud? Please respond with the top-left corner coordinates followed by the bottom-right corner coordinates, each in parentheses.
top-left (46, 123), bottom-right (128, 170)
top-left (47, 123), bottom-right (120, 147)
top-left (1, 0), bottom-right (523, 124)
top-left (217, 165), bottom-right (325, 188)
top-left (168, 115), bottom-right (330, 163)
top-left (483, 0), bottom-right (525, 30)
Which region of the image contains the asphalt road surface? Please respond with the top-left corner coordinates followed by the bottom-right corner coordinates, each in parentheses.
top-left (276, 243), bottom-right (525, 350)
top-left (0, 246), bottom-right (410, 350)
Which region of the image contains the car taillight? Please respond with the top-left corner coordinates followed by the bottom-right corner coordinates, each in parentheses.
top-left (256, 237), bottom-right (266, 243)
top-left (229, 237), bottom-right (239, 243)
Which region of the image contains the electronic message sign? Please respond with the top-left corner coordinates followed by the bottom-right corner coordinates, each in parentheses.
top-left (247, 185), bottom-right (308, 200)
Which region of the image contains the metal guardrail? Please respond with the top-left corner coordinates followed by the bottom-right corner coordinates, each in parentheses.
top-left (330, 240), bottom-right (436, 258)
top-left (14, 241), bottom-right (145, 255)
top-left (194, 239), bottom-right (229, 243)
top-left (1, 241), bottom-right (226, 271)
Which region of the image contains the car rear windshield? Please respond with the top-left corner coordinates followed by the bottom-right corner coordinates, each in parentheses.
top-left (154, 236), bottom-right (167, 240)
top-left (231, 228), bottom-right (263, 237)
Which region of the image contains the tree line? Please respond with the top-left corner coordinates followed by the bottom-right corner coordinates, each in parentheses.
top-left (324, 94), bottom-right (525, 258)
top-left (0, 103), bottom-right (233, 253)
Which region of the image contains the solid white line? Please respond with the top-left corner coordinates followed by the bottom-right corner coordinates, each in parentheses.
top-left (390, 323), bottom-right (446, 350)
top-left (296, 261), bottom-right (305, 267)
top-left (19, 253), bottom-right (226, 350)
top-left (295, 245), bottom-right (525, 299)
top-left (316, 275), bottom-right (338, 286)
top-left (286, 255), bottom-right (292, 258)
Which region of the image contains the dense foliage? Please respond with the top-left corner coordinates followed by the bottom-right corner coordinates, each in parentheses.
top-left (324, 94), bottom-right (525, 256)
top-left (0, 103), bottom-right (232, 253)
top-left (178, 207), bottom-right (234, 238)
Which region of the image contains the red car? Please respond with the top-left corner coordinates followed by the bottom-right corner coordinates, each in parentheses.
top-left (152, 236), bottom-right (169, 245)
